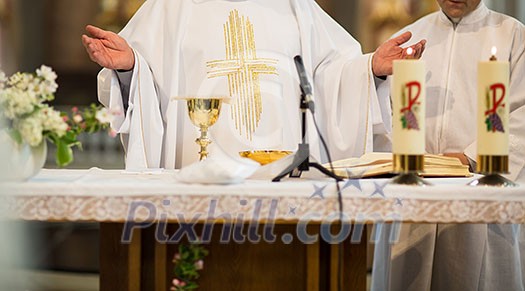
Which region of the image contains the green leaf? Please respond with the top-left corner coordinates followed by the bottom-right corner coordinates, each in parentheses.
top-left (55, 139), bottom-right (74, 167)
top-left (7, 129), bottom-right (22, 144)
top-left (172, 243), bottom-right (208, 289)
top-left (61, 131), bottom-right (79, 145)
top-left (401, 116), bottom-right (407, 129)
top-left (185, 283), bottom-right (199, 290)
top-left (485, 117), bottom-right (491, 132)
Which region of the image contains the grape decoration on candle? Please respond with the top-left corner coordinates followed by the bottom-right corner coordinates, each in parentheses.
top-left (470, 46), bottom-right (516, 187)
top-left (391, 47), bottom-right (430, 185)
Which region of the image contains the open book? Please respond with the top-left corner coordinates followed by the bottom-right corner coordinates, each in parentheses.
top-left (328, 153), bottom-right (472, 179)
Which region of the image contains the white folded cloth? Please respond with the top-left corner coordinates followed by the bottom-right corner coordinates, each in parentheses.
top-left (175, 145), bottom-right (260, 185)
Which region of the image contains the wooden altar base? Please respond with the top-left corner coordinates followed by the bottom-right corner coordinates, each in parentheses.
top-left (100, 222), bottom-right (367, 291)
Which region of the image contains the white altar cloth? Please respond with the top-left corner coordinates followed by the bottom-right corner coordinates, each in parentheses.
top-left (1, 169), bottom-right (524, 223)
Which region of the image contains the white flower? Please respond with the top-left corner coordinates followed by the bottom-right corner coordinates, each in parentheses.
top-left (73, 114), bottom-right (83, 123)
top-left (0, 87), bottom-right (38, 119)
top-left (96, 107), bottom-right (114, 124)
top-left (7, 72), bottom-right (24, 86)
top-left (41, 80), bottom-right (58, 96)
top-left (36, 65), bottom-right (57, 83)
top-left (39, 106), bottom-right (68, 137)
top-left (9, 72), bottom-right (36, 92)
top-left (1, 66), bottom-right (68, 149)
top-left (0, 71), bottom-right (6, 89)
top-left (16, 115), bottom-right (43, 147)
top-left (194, 260), bottom-right (204, 270)
top-left (29, 66), bottom-right (59, 97)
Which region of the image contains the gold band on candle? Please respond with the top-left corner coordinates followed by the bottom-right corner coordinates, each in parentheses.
top-left (393, 154), bottom-right (424, 173)
top-left (476, 155), bottom-right (509, 174)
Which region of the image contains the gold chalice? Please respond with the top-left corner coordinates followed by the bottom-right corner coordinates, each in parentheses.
top-left (186, 98), bottom-right (223, 161)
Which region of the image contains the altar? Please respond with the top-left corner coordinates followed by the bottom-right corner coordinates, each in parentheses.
top-left (2, 168), bottom-right (525, 290)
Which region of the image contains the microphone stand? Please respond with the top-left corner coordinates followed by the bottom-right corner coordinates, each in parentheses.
top-left (272, 89), bottom-right (343, 182)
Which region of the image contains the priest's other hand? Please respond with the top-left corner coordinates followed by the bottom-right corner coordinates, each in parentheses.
top-left (372, 31), bottom-right (427, 77)
top-left (82, 25), bottom-right (135, 71)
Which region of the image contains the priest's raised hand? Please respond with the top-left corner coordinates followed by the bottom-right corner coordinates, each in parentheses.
top-left (81, 25), bottom-right (135, 71)
top-left (372, 31), bottom-right (427, 77)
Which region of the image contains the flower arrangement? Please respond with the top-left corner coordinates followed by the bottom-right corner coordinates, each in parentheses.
top-left (171, 243), bottom-right (209, 290)
top-left (0, 65), bottom-right (118, 167)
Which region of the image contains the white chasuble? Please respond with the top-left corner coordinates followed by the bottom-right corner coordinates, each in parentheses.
top-left (98, 0), bottom-right (381, 169)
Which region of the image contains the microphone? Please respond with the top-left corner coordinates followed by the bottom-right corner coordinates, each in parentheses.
top-left (294, 55), bottom-right (315, 113)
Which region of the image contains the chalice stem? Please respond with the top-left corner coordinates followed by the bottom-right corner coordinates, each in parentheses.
top-left (186, 97), bottom-right (222, 161)
top-left (196, 125), bottom-right (212, 161)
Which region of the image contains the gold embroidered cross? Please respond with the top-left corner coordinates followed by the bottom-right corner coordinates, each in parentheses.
top-left (207, 9), bottom-right (278, 140)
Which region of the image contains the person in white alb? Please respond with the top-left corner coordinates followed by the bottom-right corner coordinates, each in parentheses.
top-left (372, 1), bottom-right (525, 290)
top-left (81, 0), bottom-right (425, 170)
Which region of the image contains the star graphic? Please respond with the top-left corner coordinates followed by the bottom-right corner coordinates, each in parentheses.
top-left (345, 168), bottom-right (368, 180)
top-left (341, 178), bottom-right (362, 192)
top-left (394, 198), bottom-right (403, 206)
top-left (288, 205), bottom-right (298, 215)
top-left (369, 182), bottom-right (388, 199)
top-left (309, 184), bottom-right (328, 200)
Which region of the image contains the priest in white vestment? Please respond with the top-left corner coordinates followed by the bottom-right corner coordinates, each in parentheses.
top-left (372, 1), bottom-right (525, 290)
top-left (82, 0), bottom-right (425, 170)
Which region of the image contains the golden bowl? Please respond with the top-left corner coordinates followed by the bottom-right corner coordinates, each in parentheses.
top-left (239, 150), bottom-right (293, 165)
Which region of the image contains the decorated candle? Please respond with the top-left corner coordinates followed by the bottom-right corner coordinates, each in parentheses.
top-left (392, 48), bottom-right (426, 156)
top-left (477, 47), bottom-right (510, 157)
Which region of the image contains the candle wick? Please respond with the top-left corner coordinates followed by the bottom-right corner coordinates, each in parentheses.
top-left (490, 55), bottom-right (497, 61)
